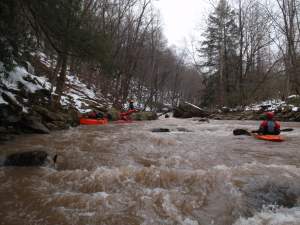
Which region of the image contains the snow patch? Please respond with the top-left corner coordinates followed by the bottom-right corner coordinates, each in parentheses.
top-left (60, 74), bottom-right (106, 113)
top-left (288, 95), bottom-right (299, 99)
top-left (1, 65), bottom-right (50, 93)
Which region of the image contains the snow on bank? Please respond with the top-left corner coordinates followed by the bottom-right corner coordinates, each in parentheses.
top-left (0, 60), bottom-right (108, 113)
top-left (244, 97), bottom-right (300, 112)
top-left (60, 74), bottom-right (107, 113)
top-left (0, 61), bottom-right (50, 113)
top-left (3, 66), bottom-right (50, 92)
top-left (245, 99), bottom-right (286, 111)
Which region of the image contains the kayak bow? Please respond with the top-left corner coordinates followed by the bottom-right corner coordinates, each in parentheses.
top-left (253, 134), bottom-right (284, 142)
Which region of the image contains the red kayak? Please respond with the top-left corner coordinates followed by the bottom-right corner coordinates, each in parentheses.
top-left (80, 118), bottom-right (108, 125)
top-left (254, 134), bottom-right (284, 142)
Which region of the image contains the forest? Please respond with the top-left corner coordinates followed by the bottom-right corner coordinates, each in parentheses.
top-left (1, 0), bottom-right (300, 110)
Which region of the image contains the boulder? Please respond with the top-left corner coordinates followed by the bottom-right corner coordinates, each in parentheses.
top-left (65, 107), bottom-right (80, 126)
top-left (4, 150), bottom-right (56, 167)
top-left (177, 127), bottom-right (192, 132)
top-left (173, 103), bottom-right (210, 118)
top-left (233, 129), bottom-right (251, 136)
top-left (51, 121), bottom-right (69, 130)
top-left (33, 105), bottom-right (65, 122)
top-left (151, 128), bottom-right (170, 132)
top-left (198, 118), bottom-right (209, 122)
top-left (20, 115), bottom-right (50, 134)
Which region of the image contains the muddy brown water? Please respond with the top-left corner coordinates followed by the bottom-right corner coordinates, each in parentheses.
top-left (1, 118), bottom-right (300, 225)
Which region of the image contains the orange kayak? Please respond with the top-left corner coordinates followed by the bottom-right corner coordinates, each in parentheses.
top-left (254, 134), bottom-right (284, 142)
top-left (80, 118), bottom-right (108, 125)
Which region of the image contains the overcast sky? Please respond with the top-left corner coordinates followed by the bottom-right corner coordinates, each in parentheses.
top-left (154, 0), bottom-right (212, 49)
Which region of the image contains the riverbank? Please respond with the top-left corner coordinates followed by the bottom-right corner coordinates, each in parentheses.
top-left (173, 101), bottom-right (300, 122)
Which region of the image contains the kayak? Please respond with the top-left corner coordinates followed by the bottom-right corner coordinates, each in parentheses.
top-left (80, 118), bottom-right (108, 125)
top-left (254, 134), bottom-right (284, 142)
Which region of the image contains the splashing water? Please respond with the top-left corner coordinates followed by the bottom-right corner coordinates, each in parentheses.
top-left (1, 118), bottom-right (300, 225)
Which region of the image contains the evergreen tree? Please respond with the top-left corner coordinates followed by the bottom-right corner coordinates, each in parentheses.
top-left (0, 0), bottom-right (34, 71)
top-left (200, 0), bottom-right (238, 107)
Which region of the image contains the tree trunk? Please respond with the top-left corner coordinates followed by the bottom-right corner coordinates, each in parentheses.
top-left (53, 53), bottom-right (68, 107)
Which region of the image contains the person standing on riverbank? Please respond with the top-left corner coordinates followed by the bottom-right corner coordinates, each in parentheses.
top-left (128, 99), bottom-right (135, 110)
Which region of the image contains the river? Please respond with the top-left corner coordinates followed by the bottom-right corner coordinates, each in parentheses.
top-left (1, 118), bottom-right (300, 225)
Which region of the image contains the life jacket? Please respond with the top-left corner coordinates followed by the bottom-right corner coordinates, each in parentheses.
top-left (266, 121), bottom-right (276, 133)
top-left (260, 120), bottom-right (280, 134)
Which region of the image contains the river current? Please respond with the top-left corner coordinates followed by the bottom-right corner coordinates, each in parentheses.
top-left (1, 118), bottom-right (300, 225)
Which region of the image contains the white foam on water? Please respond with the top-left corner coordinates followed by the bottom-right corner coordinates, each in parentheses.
top-left (233, 207), bottom-right (300, 225)
top-left (92, 192), bottom-right (109, 198)
top-left (161, 193), bottom-right (199, 225)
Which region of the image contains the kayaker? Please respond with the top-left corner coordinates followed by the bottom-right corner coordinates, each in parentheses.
top-left (95, 111), bottom-right (104, 119)
top-left (87, 110), bottom-right (97, 119)
top-left (87, 110), bottom-right (103, 119)
top-left (258, 112), bottom-right (281, 135)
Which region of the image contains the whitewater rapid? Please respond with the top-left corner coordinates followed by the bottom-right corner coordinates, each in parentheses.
top-left (1, 118), bottom-right (300, 225)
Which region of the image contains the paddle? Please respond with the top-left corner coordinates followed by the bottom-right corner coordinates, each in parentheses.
top-left (251, 128), bottom-right (294, 133)
top-left (233, 128), bottom-right (294, 136)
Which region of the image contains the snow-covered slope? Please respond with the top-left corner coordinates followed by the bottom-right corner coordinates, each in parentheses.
top-left (60, 75), bottom-right (108, 113)
top-left (1, 60), bottom-right (109, 114)
top-left (0, 62), bottom-right (50, 113)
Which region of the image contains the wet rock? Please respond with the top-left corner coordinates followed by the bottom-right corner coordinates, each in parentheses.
top-left (50, 121), bottom-right (69, 130)
top-left (0, 126), bottom-right (15, 143)
top-left (198, 118), bottom-right (209, 122)
top-left (165, 114), bottom-right (170, 118)
top-left (233, 129), bottom-right (250, 136)
top-left (177, 127), bottom-right (192, 132)
top-left (173, 103), bottom-right (210, 118)
top-left (151, 128), bottom-right (170, 132)
top-left (33, 105), bottom-right (64, 122)
top-left (3, 150), bottom-right (57, 167)
top-left (65, 107), bottom-right (80, 126)
top-left (20, 115), bottom-right (50, 134)
top-left (214, 116), bottom-right (222, 120)
top-left (1, 92), bottom-right (23, 112)
top-left (221, 107), bottom-right (230, 113)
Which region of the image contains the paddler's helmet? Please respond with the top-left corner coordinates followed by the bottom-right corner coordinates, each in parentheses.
top-left (265, 112), bottom-right (274, 120)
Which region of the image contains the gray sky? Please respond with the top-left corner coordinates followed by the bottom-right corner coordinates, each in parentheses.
top-left (154, 0), bottom-right (211, 48)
